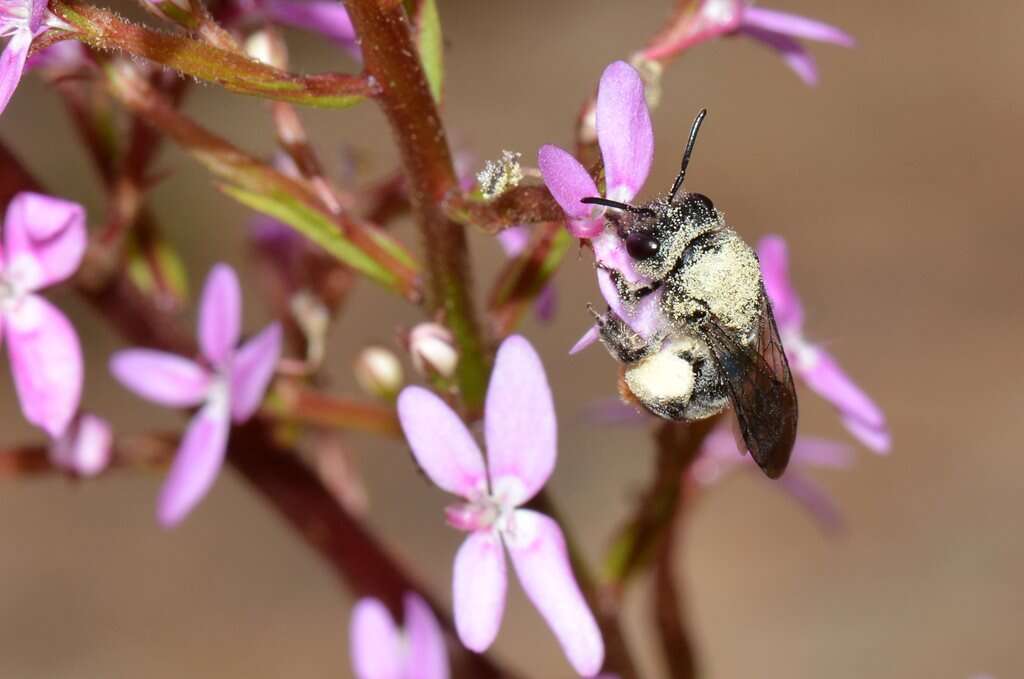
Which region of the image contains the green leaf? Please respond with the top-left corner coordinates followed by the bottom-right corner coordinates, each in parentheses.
top-left (220, 185), bottom-right (403, 292)
top-left (414, 0), bottom-right (444, 103)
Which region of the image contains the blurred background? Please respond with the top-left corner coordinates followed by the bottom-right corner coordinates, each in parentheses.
top-left (0, 0), bottom-right (1021, 677)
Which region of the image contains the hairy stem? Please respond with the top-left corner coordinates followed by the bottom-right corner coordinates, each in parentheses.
top-left (654, 503), bottom-right (698, 679)
top-left (51, 2), bottom-right (378, 107)
top-left (343, 0), bottom-right (489, 412)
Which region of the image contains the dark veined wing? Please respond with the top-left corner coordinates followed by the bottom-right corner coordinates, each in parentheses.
top-left (696, 284), bottom-right (798, 478)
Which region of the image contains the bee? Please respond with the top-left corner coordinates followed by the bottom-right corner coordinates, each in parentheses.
top-left (582, 110), bottom-right (797, 478)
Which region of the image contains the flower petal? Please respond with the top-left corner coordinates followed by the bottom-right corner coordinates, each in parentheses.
top-left (350, 598), bottom-right (402, 679)
top-left (538, 144), bottom-right (601, 234)
top-left (739, 25), bottom-right (819, 86)
top-left (157, 400), bottom-right (231, 527)
top-left (403, 593), bottom-right (449, 679)
top-left (0, 29), bottom-right (31, 116)
top-left (840, 414), bottom-right (892, 454)
top-left (497, 224), bottom-right (530, 257)
top-left (569, 325), bottom-right (600, 355)
top-left (396, 387), bottom-right (487, 498)
top-left (592, 230), bottom-right (664, 338)
top-left (229, 322), bottom-right (282, 422)
top-left (198, 263), bottom-right (241, 366)
top-left (3, 191), bottom-right (86, 290)
top-left (5, 294), bottom-right (82, 437)
top-left (790, 436), bottom-right (854, 469)
top-left (506, 510), bottom-right (604, 677)
top-left (757, 236), bottom-right (803, 330)
top-left (534, 283), bottom-right (557, 323)
top-left (110, 349), bottom-right (210, 408)
top-left (741, 7), bottom-right (855, 47)
top-left (798, 348), bottom-right (889, 451)
top-left (775, 472), bottom-right (845, 534)
top-left (49, 413), bottom-right (113, 477)
top-left (484, 335), bottom-right (556, 506)
top-left (596, 61), bottom-right (652, 203)
top-left (452, 531), bottom-right (506, 653)
top-left (262, 0), bottom-right (361, 57)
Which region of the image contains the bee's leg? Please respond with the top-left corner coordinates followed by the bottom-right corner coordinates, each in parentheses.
top-left (595, 262), bottom-right (661, 306)
top-left (588, 304), bottom-right (662, 364)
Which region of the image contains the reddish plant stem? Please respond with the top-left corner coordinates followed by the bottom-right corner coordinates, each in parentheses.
top-left (654, 501), bottom-right (699, 679)
top-left (343, 0), bottom-right (489, 412)
top-left (445, 185), bottom-right (565, 234)
top-left (0, 434), bottom-right (177, 479)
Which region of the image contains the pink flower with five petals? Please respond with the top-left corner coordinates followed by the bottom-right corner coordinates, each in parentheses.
top-left (539, 61), bottom-right (664, 349)
top-left (758, 236), bottom-right (890, 452)
top-left (640, 0), bottom-right (855, 86)
top-left (0, 192), bottom-right (86, 437)
top-left (350, 593), bottom-right (448, 679)
top-left (396, 335), bottom-right (604, 677)
top-left (111, 264), bottom-right (282, 526)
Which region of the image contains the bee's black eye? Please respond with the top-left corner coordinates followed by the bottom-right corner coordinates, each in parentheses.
top-left (683, 193), bottom-right (714, 214)
top-left (625, 231), bottom-right (660, 260)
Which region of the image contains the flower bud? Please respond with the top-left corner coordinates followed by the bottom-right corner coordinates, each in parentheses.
top-left (49, 413), bottom-right (113, 477)
top-left (244, 29), bottom-right (288, 70)
top-left (354, 346), bottom-right (404, 399)
top-left (289, 290), bottom-right (329, 368)
top-left (408, 322), bottom-right (458, 379)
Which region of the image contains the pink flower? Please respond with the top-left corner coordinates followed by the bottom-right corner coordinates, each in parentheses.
top-left (0, 0), bottom-right (53, 114)
top-left (758, 236), bottom-right (890, 453)
top-left (350, 593), bottom-right (448, 679)
top-left (539, 61), bottom-right (663, 345)
top-left (49, 412), bottom-right (112, 477)
top-left (111, 264), bottom-right (282, 526)
top-left (693, 422), bottom-right (854, 532)
top-left (640, 0), bottom-right (854, 86)
top-left (0, 192), bottom-right (86, 437)
top-left (396, 335), bottom-right (604, 676)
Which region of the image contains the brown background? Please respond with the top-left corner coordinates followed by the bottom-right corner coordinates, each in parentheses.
top-left (1, 1), bottom-right (1021, 677)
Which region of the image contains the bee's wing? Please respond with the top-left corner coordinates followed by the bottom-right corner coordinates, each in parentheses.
top-left (698, 285), bottom-right (798, 478)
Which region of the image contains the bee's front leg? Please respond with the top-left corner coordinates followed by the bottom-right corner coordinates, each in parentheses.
top-left (595, 262), bottom-right (661, 306)
top-left (588, 304), bottom-right (662, 364)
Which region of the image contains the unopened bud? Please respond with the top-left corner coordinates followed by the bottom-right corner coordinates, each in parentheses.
top-left (476, 150), bottom-right (523, 200)
top-left (409, 323), bottom-right (458, 379)
top-left (290, 290), bottom-right (329, 369)
top-left (244, 29), bottom-right (288, 70)
top-left (50, 413), bottom-right (113, 477)
top-left (354, 346), bottom-right (404, 399)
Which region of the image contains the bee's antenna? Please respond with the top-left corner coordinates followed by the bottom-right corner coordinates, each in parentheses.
top-left (581, 196), bottom-right (655, 217)
top-left (669, 108), bottom-right (708, 202)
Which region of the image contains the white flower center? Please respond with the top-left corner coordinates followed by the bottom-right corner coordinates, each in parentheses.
top-left (0, 255), bottom-right (41, 315)
top-left (446, 476), bottom-right (527, 536)
top-left (0, 0), bottom-right (31, 33)
top-left (205, 375), bottom-right (231, 419)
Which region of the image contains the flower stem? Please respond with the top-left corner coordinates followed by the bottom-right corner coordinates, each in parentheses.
top-left (343, 0), bottom-right (489, 412)
top-left (653, 502), bottom-right (698, 679)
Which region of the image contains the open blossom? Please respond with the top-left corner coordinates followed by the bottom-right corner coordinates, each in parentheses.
top-left (758, 236), bottom-right (890, 452)
top-left (111, 264), bottom-right (282, 526)
top-left (397, 335), bottom-right (604, 676)
top-left (540, 61), bottom-right (663, 348)
top-left (350, 593), bottom-right (448, 679)
top-left (0, 0), bottom-right (58, 114)
top-left (693, 422), bottom-right (854, 532)
top-left (639, 0), bottom-right (854, 86)
top-left (0, 192), bottom-right (86, 437)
